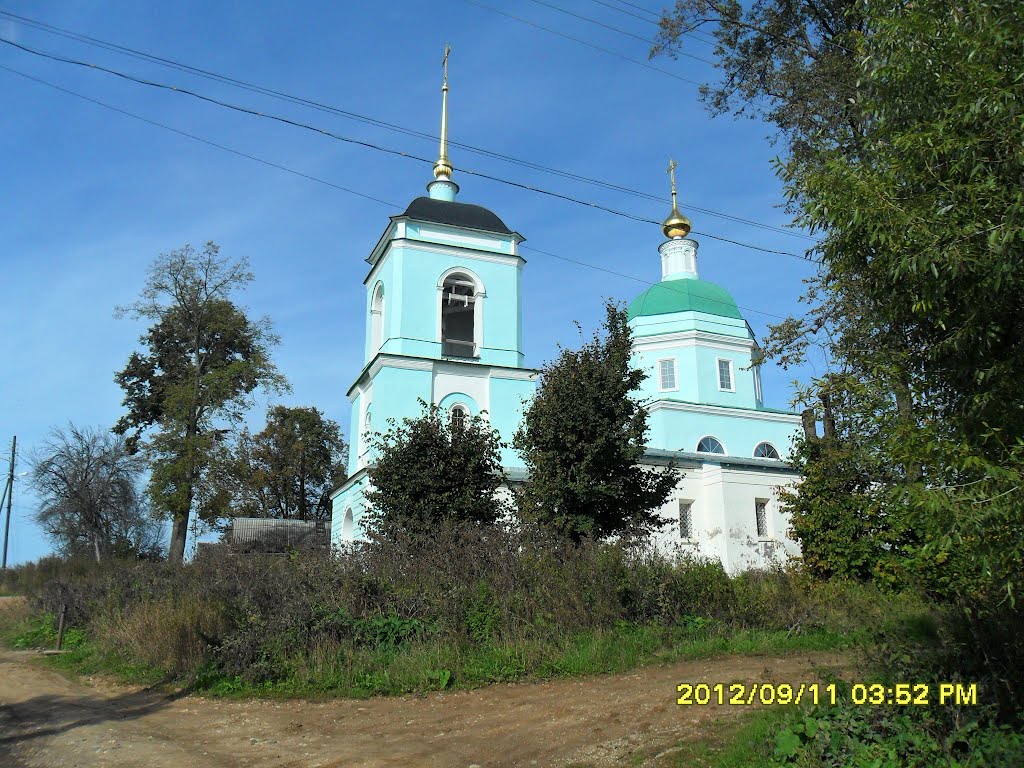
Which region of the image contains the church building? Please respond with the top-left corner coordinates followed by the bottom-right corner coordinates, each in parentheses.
top-left (331, 55), bottom-right (802, 572)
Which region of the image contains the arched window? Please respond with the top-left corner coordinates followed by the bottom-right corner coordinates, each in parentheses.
top-left (441, 273), bottom-right (477, 358)
top-left (361, 409), bottom-right (372, 455)
top-left (370, 283), bottom-right (385, 352)
top-left (696, 436), bottom-right (725, 454)
top-left (754, 442), bottom-right (780, 459)
top-left (342, 508), bottom-right (354, 540)
top-left (449, 404), bottom-right (468, 432)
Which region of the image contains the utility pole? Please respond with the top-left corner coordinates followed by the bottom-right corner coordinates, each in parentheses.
top-left (2, 436), bottom-right (16, 571)
top-left (298, 437), bottom-right (306, 521)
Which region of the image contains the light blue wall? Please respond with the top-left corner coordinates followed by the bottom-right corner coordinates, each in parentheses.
top-left (362, 222), bottom-right (526, 368)
top-left (347, 391), bottom-right (363, 476)
top-left (331, 474), bottom-right (368, 544)
top-left (632, 345), bottom-right (759, 409)
top-left (364, 250), bottom-right (402, 361)
top-left (648, 406), bottom-right (799, 459)
top-left (489, 375), bottom-right (534, 470)
top-left (371, 365), bottom-right (434, 429)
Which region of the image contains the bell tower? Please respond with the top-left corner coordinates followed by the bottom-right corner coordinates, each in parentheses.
top-left (331, 49), bottom-right (538, 545)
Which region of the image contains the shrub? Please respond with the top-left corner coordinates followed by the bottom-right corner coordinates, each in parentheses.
top-left (7, 525), bottom-right (910, 690)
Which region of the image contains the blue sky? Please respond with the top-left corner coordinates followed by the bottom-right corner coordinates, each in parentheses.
top-left (0, 1), bottom-right (819, 565)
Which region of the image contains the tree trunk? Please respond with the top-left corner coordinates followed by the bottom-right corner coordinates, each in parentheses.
top-left (167, 513), bottom-right (188, 564)
top-left (801, 408), bottom-right (818, 442)
top-left (93, 531), bottom-right (102, 563)
top-left (821, 392), bottom-right (836, 441)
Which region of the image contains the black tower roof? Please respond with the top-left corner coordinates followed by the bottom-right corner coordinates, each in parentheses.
top-left (402, 196), bottom-right (512, 235)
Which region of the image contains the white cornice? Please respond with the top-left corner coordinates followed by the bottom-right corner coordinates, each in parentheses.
top-left (372, 355), bottom-right (434, 376)
top-left (650, 399), bottom-right (801, 424)
top-left (347, 353), bottom-right (539, 396)
top-left (633, 330), bottom-right (754, 354)
top-left (488, 367), bottom-right (538, 381)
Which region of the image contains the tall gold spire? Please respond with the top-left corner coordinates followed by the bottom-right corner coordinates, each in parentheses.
top-left (433, 44), bottom-right (453, 181)
top-left (662, 158), bottom-right (692, 239)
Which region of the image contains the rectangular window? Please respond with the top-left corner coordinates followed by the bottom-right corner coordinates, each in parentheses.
top-left (658, 358), bottom-right (677, 391)
top-left (755, 500), bottom-right (768, 538)
top-left (717, 358), bottom-right (734, 391)
top-left (753, 365), bottom-right (763, 403)
top-left (678, 500), bottom-right (694, 541)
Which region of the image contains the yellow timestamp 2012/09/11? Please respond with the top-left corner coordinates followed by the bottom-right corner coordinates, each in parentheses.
top-left (675, 682), bottom-right (979, 707)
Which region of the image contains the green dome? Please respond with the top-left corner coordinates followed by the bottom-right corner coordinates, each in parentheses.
top-left (627, 279), bottom-right (742, 320)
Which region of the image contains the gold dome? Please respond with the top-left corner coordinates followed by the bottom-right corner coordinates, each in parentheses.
top-left (662, 205), bottom-right (691, 239)
top-left (662, 158), bottom-right (691, 239)
top-left (433, 155), bottom-right (453, 180)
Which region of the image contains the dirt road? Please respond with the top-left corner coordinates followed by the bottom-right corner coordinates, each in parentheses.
top-left (0, 640), bottom-right (848, 768)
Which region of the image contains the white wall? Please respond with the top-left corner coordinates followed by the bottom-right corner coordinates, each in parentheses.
top-left (649, 463), bottom-right (800, 574)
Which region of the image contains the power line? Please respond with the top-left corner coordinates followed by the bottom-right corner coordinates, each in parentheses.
top-left (459, 0), bottom-right (703, 86)
top-left (521, 245), bottom-right (789, 320)
top-left (0, 7), bottom-right (811, 241)
top-left (586, 0), bottom-right (719, 46)
top-left (0, 62), bottom-right (809, 323)
top-left (0, 62), bottom-right (397, 207)
top-left (605, 0), bottom-right (662, 21)
top-left (0, 37), bottom-right (813, 259)
top-left (589, 0), bottom-right (662, 24)
top-left (655, 0), bottom-right (855, 57)
top-left (523, 0), bottom-right (715, 63)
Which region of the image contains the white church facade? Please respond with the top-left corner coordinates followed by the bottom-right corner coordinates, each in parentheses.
top-left (331, 57), bottom-right (802, 572)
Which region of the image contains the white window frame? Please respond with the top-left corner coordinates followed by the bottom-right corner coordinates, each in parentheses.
top-left (717, 357), bottom-right (735, 392)
top-left (696, 435), bottom-right (726, 455)
top-left (754, 442), bottom-right (780, 460)
top-left (370, 282), bottom-right (385, 353)
top-left (437, 267), bottom-right (485, 359)
top-left (678, 499), bottom-right (696, 544)
top-left (358, 407), bottom-right (373, 468)
top-left (657, 357), bottom-right (678, 392)
top-left (449, 403), bottom-right (469, 431)
top-left (755, 498), bottom-right (770, 540)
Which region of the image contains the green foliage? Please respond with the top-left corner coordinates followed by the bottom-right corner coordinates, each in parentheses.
top-left (6, 541), bottom-right (916, 697)
top-left (653, 0), bottom-right (866, 176)
top-left (354, 614), bottom-right (429, 648)
top-left (780, 0), bottom-right (1024, 458)
top-left (514, 301), bottom-right (679, 541)
top-left (782, 434), bottom-right (908, 585)
top-left (212, 405), bottom-right (347, 522)
top-left (9, 613), bottom-right (85, 650)
top-left (464, 581), bottom-right (500, 643)
top-left (365, 401), bottom-right (507, 538)
top-left (114, 242), bottom-right (288, 563)
top-left (768, 697), bottom-right (1024, 767)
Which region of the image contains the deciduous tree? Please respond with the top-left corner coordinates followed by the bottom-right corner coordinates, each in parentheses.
top-left (114, 242), bottom-right (287, 563)
top-left (214, 405), bottom-right (347, 521)
top-left (365, 401), bottom-right (506, 539)
top-left (30, 424), bottom-right (162, 561)
top-left (514, 302), bottom-right (678, 542)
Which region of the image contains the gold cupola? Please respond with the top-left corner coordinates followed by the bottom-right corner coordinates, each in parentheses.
top-left (662, 159), bottom-right (692, 239)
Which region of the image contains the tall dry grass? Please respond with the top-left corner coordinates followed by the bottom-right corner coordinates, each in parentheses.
top-left (16, 522), bottom-right (918, 687)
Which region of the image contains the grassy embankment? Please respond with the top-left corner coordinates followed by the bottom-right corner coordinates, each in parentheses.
top-left (0, 530), bottom-right (920, 700)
